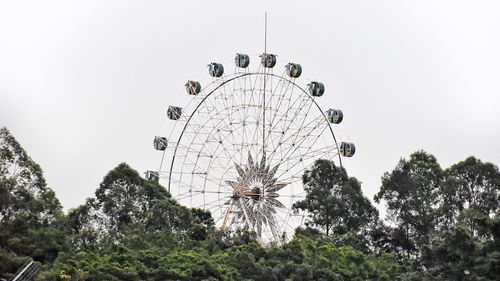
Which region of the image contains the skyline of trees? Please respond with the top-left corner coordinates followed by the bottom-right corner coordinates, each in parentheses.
top-left (1, 126), bottom-right (498, 280)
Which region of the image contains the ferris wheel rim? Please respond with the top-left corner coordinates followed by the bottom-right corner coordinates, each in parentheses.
top-left (166, 71), bottom-right (342, 194)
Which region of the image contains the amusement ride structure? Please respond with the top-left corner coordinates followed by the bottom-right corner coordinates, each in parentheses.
top-left (150, 19), bottom-right (355, 242)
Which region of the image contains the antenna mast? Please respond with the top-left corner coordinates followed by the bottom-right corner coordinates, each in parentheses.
top-left (262, 12), bottom-right (268, 158)
top-left (264, 12), bottom-right (267, 53)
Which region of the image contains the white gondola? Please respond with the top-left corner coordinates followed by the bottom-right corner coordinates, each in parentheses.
top-left (208, 63), bottom-right (224, 77)
top-left (308, 81), bottom-right (325, 97)
top-left (286, 63), bottom-right (302, 78)
top-left (153, 136), bottom-right (168, 150)
top-left (185, 80), bottom-right (201, 95)
top-left (261, 53), bottom-right (277, 68)
top-left (145, 171), bottom-right (159, 182)
top-left (326, 109), bottom-right (343, 124)
top-left (340, 142), bottom-right (355, 157)
top-left (235, 53), bottom-right (250, 68)
top-left (167, 106), bottom-right (182, 120)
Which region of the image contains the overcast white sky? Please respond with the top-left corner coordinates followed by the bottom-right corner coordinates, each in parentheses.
top-left (1, 0), bottom-right (499, 212)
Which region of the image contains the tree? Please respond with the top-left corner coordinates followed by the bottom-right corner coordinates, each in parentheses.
top-left (421, 156), bottom-right (500, 280)
top-left (438, 156), bottom-right (500, 235)
top-left (66, 163), bottom-right (196, 248)
top-left (64, 198), bottom-right (109, 248)
top-left (0, 127), bottom-right (63, 223)
top-left (374, 150), bottom-right (442, 264)
top-left (293, 159), bottom-right (378, 239)
top-left (0, 127), bottom-right (65, 278)
top-left (6, 124), bottom-right (499, 280)
top-left (419, 214), bottom-right (500, 281)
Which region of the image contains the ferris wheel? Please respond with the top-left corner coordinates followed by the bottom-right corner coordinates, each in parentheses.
top-left (149, 52), bottom-right (355, 242)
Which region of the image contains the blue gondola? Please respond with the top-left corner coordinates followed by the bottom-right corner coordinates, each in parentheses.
top-left (340, 142), bottom-right (356, 157)
top-left (286, 63), bottom-right (302, 78)
top-left (145, 171), bottom-right (159, 182)
top-left (153, 136), bottom-right (168, 150)
top-left (185, 80), bottom-right (201, 95)
top-left (208, 63), bottom-right (224, 77)
top-left (326, 109), bottom-right (343, 124)
top-left (167, 106), bottom-right (182, 120)
top-left (235, 53), bottom-right (250, 68)
top-left (261, 53), bottom-right (277, 68)
top-left (308, 82), bottom-right (325, 97)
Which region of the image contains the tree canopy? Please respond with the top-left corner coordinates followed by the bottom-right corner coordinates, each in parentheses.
top-left (375, 150), bottom-right (500, 279)
top-left (0, 127), bottom-right (65, 276)
top-left (0, 127), bottom-right (498, 280)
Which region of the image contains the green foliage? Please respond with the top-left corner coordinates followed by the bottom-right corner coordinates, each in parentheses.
top-left (417, 213), bottom-right (500, 280)
top-left (294, 159), bottom-right (378, 239)
top-left (1, 127), bottom-right (498, 280)
top-left (439, 156), bottom-right (500, 234)
top-left (0, 127), bottom-right (65, 278)
top-left (374, 150), bottom-right (443, 263)
top-left (376, 150), bottom-right (499, 280)
top-left (65, 163), bottom-right (196, 249)
top-left (94, 162), bottom-right (193, 233)
top-left (40, 232), bottom-right (399, 281)
top-left (0, 127), bottom-right (63, 223)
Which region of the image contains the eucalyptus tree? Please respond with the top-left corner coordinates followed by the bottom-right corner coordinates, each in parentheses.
top-left (294, 159), bottom-right (378, 240)
top-left (439, 156), bottom-right (500, 235)
top-left (374, 150), bottom-right (443, 263)
top-left (66, 162), bottom-right (198, 247)
top-left (0, 127), bottom-right (65, 278)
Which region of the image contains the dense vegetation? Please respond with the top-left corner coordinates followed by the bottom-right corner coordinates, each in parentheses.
top-left (1, 127), bottom-right (498, 280)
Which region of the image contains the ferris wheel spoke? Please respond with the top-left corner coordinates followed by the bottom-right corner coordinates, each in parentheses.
top-left (267, 80), bottom-right (294, 135)
top-left (168, 173), bottom-right (231, 198)
top-left (266, 99), bottom-right (314, 164)
top-left (254, 72), bottom-right (284, 153)
top-left (200, 141), bottom-right (243, 185)
top-left (184, 112), bottom-right (245, 187)
top-left (222, 84), bottom-right (247, 155)
top-left (239, 72), bottom-right (262, 133)
top-left (279, 162), bottom-right (328, 189)
top-left (268, 112), bottom-right (326, 165)
top-left (174, 189), bottom-right (205, 203)
top-left (275, 125), bottom-right (330, 180)
top-left (282, 144), bottom-right (339, 166)
top-left (237, 198), bottom-right (253, 229)
top-left (186, 99), bottom-right (238, 152)
top-left (270, 206), bottom-right (296, 235)
top-left (284, 94), bottom-right (317, 147)
top-left (282, 125), bottom-right (331, 163)
top-left (201, 83), bottom-right (236, 133)
top-left (264, 70), bottom-right (288, 125)
top-left (188, 189), bottom-right (234, 195)
top-left (195, 130), bottom-right (258, 192)
top-left (163, 176), bottom-right (196, 190)
top-left (270, 91), bottom-right (311, 135)
top-left (194, 104), bottom-right (250, 161)
top-left (236, 75), bottom-right (251, 165)
top-left (199, 195), bottom-right (232, 210)
top-left (202, 175), bottom-right (233, 191)
top-left (278, 112), bottom-right (328, 152)
top-left (247, 79), bottom-right (266, 154)
top-left (177, 190), bottom-right (231, 209)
